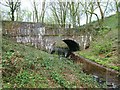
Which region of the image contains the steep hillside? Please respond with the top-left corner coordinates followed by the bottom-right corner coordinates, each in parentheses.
top-left (2, 37), bottom-right (105, 88)
top-left (103, 14), bottom-right (118, 29)
top-left (77, 14), bottom-right (119, 71)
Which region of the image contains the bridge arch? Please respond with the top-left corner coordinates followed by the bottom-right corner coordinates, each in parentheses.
top-left (62, 38), bottom-right (80, 52)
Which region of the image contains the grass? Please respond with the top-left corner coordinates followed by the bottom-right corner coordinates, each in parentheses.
top-left (2, 37), bottom-right (106, 88)
top-left (103, 14), bottom-right (118, 29)
top-left (77, 14), bottom-right (119, 71)
top-left (2, 14), bottom-right (118, 88)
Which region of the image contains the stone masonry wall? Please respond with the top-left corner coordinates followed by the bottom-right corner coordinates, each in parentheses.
top-left (2, 21), bottom-right (92, 51)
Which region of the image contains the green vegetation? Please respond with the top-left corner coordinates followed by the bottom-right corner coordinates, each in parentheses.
top-left (2, 37), bottom-right (106, 88)
top-left (2, 14), bottom-right (118, 88)
top-left (77, 14), bottom-right (119, 71)
top-left (103, 14), bottom-right (118, 29)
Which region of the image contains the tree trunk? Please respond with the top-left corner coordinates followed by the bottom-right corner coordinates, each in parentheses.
top-left (89, 14), bottom-right (92, 23)
top-left (11, 10), bottom-right (14, 21)
top-left (115, 0), bottom-right (119, 14)
top-left (77, 15), bottom-right (80, 27)
top-left (3, 0), bottom-right (21, 21)
top-left (33, 1), bottom-right (38, 22)
top-left (11, 2), bottom-right (14, 21)
top-left (41, 0), bottom-right (46, 23)
top-left (97, 1), bottom-right (104, 22)
top-left (85, 11), bottom-right (88, 24)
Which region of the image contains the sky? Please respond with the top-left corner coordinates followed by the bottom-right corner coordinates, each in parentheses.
top-left (20, 0), bottom-right (116, 25)
top-left (1, 0), bottom-right (116, 25)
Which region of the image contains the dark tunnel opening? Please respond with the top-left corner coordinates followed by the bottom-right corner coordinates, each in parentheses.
top-left (62, 39), bottom-right (80, 52)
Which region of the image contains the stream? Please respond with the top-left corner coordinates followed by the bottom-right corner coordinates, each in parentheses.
top-left (69, 53), bottom-right (120, 88)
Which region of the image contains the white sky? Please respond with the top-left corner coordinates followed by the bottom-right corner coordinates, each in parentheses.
top-left (20, 0), bottom-right (116, 24)
top-left (1, 0), bottom-right (117, 25)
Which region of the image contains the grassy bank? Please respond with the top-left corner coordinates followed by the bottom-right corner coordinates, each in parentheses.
top-left (77, 14), bottom-right (119, 71)
top-left (2, 37), bottom-right (106, 88)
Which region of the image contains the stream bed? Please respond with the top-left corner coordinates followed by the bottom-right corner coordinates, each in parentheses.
top-left (69, 53), bottom-right (120, 88)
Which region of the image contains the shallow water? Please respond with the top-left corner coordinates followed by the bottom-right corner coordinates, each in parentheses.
top-left (70, 53), bottom-right (120, 88)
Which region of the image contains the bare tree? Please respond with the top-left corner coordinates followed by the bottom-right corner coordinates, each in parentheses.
top-left (103, 0), bottom-right (110, 16)
top-left (40, 0), bottom-right (46, 23)
top-left (31, 0), bottom-right (39, 22)
top-left (59, 1), bottom-right (69, 27)
top-left (97, 0), bottom-right (109, 23)
top-left (97, 0), bottom-right (104, 22)
top-left (50, 2), bottom-right (60, 25)
top-left (33, 1), bottom-right (38, 22)
top-left (88, 1), bottom-right (98, 23)
top-left (114, 0), bottom-right (120, 14)
top-left (50, 1), bottom-right (68, 28)
top-left (80, 1), bottom-right (91, 24)
top-left (68, 1), bottom-right (80, 27)
top-left (30, 0), bottom-right (46, 23)
top-left (16, 4), bottom-right (21, 21)
top-left (96, 0), bottom-right (115, 25)
top-left (0, 0), bottom-right (21, 21)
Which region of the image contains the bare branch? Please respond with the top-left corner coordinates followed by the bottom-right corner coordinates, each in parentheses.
top-left (0, 1), bottom-right (9, 7)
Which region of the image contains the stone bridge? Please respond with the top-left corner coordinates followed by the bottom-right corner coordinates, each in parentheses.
top-left (2, 21), bottom-right (93, 52)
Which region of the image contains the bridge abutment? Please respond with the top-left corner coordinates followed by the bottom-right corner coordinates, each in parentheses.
top-left (2, 21), bottom-right (92, 51)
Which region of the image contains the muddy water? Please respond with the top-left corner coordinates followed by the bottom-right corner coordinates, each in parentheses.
top-left (69, 53), bottom-right (120, 88)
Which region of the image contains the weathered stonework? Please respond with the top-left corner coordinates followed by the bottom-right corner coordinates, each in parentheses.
top-left (2, 21), bottom-right (92, 51)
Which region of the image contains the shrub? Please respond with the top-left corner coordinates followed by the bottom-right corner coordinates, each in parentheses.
top-left (91, 39), bottom-right (112, 55)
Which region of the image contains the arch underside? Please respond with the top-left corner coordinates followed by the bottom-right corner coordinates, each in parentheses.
top-left (62, 39), bottom-right (80, 52)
